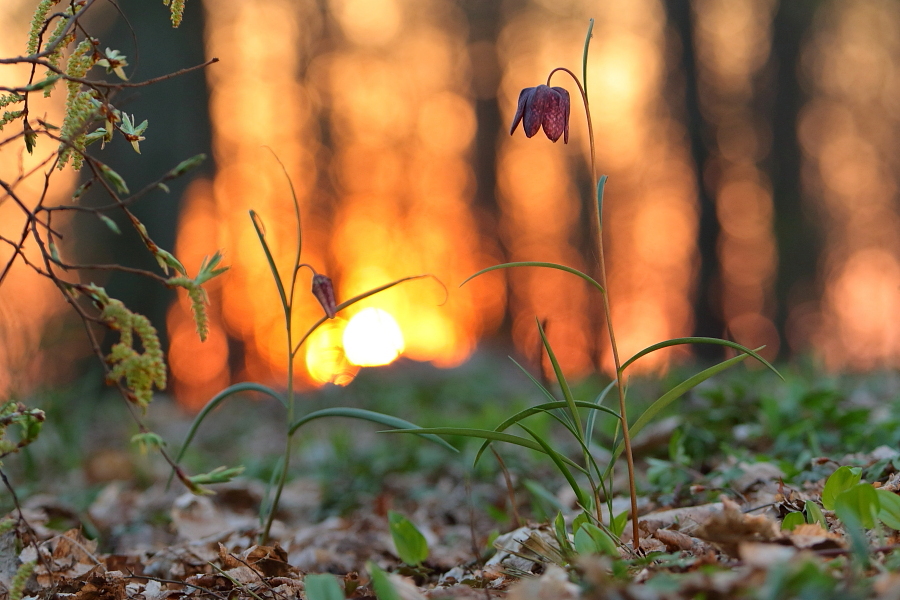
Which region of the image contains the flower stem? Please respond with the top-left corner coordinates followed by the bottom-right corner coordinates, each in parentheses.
top-left (549, 38), bottom-right (641, 551)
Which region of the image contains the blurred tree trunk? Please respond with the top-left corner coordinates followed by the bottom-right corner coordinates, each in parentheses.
top-left (770, 0), bottom-right (821, 356)
top-left (77, 1), bottom-right (212, 347)
top-left (665, 0), bottom-right (724, 357)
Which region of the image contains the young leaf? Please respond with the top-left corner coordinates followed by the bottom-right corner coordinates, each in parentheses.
top-left (303, 574), bottom-right (344, 600)
top-left (574, 522), bottom-right (617, 557)
top-left (98, 213), bottom-right (121, 234)
top-left (781, 511), bottom-right (805, 531)
top-left (804, 500), bottom-right (826, 528)
top-left (553, 511), bottom-right (573, 554)
top-left (875, 489), bottom-right (900, 530)
top-left (367, 562), bottom-right (401, 600)
top-left (388, 511), bottom-right (429, 566)
top-left (611, 510), bottom-right (628, 538)
top-left (834, 483), bottom-right (879, 530)
top-left (572, 512), bottom-right (591, 536)
top-left (822, 466), bottom-right (862, 510)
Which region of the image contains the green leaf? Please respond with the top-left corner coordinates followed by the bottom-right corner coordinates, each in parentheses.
top-left (875, 489), bottom-right (900, 530)
top-left (804, 500), bottom-right (826, 527)
top-left (822, 466), bottom-right (862, 510)
top-left (97, 162), bottom-right (129, 195)
top-left (249, 210), bottom-right (288, 313)
top-left (98, 213), bottom-right (121, 235)
top-left (574, 522), bottom-right (617, 557)
top-left (367, 562), bottom-right (401, 600)
top-left (190, 465), bottom-right (245, 485)
top-left (834, 483), bottom-right (879, 529)
top-left (460, 262), bottom-right (603, 295)
top-left (388, 427), bottom-right (587, 474)
top-left (610, 352), bottom-right (753, 465)
top-left (572, 512), bottom-right (590, 537)
top-left (519, 423), bottom-right (589, 509)
top-left (535, 319), bottom-right (582, 435)
top-left (472, 400), bottom-right (619, 467)
top-left (388, 511), bottom-right (429, 566)
top-left (620, 337), bottom-right (781, 380)
top-left (553, 511), bottom-right (573, 553)
top-left (611, 510), bottom-right (628, 538)
top-left (303, 574), bottom-right (344, 600)
top-left (585, 379), bottom-right (617, 445)
top-left (781, 511), bottom-right (805, 531)
top-left (595, 174), bottom-right (606, 227)
top-left (292, 408), bottom-right (457, 452)
top-left (168, 153), bottom-right (207, 178)
top-left (175, 382), bottom-right (286, 467)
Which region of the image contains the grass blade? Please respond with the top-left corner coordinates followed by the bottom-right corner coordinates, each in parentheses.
top-left (609, 352), bottom-right (754, 467)
top-left (472, 401), bottom-right (619, 466)
top-left (176, 382), bottom-right (286, 465)
top-left (249, 210), bottom-right (288, 312)
top-left (460, 262), bottom-right (603, 295)
top-left (536, 319), bottom-right (582, 434)
top-left (389, 427), bottom-right (589, 475)
top-left (289, 407), bottom-right (457, 452)
top-left (620, 337), bottom-right (781, 379)
top-left (585, 379), bottom-right (617, 444)
top-left (519, 424), bottom-right (590, 509)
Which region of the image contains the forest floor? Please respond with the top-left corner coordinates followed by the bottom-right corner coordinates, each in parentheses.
top-left (3, 353), bottom-right (900, 599)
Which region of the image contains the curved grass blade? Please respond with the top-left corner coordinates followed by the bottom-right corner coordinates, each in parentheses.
top-left (249, 210), bottom-right (289, 312)
top-left (460, 262), bottom-right (603, 295)
top-left (292, 275), bottom-right (440, 355)
top-left (519, 424), bottom-right (590, 509)
top-left (508, 356), bottom-right (576, 434)
top-left (176, 382), bottom-right (286, 466)
top-left (536, 319), bottom-right (582, 434)
top-left (263, 148), bottom-right (303, 305)
top-left (510, 356), bottom-right (561, 406)
top-left (620, 337), bottom-right (781, 379)
top-left (584, 379), bottom-right (617, 444)
top-left (289, 407), bottom-right (457, 452)
top-left (389, 427), bottom-right (589, 475)
top-left (609, 351), bottom-right (753, 469)
top-left (472, 401), bottom-right (620, 466)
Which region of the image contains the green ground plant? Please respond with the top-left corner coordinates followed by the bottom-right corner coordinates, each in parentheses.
top-left (172, 155), bottom-right (455, 544)
top-left (1, 0), bottom-right (227, 492)
top-left (394, 19), bottom-right (780, 551)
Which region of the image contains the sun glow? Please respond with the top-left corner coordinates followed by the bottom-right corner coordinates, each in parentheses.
top-left (342, 308), bottom-right (405, 367)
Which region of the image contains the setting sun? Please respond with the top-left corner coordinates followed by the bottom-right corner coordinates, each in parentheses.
top-left (343, 308), bottom-right (405, 366)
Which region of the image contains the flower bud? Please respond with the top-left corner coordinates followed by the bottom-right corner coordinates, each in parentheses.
top-left (311, 273), bottom-right (337, 319)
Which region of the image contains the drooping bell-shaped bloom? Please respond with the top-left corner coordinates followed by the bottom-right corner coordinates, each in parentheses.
top-left (311, 273), bottom-right (337, 319)
top-left (510, 84), bottom-right (570, 143)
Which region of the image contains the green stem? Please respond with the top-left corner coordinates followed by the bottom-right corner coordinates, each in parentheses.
top-left (262, 308), bottom-right (295, 545)
top-left (549, 25), bottom-right (641, 551)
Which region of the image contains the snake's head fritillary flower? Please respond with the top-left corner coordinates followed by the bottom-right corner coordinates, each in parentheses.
top-left (311, 273), bottom-right (337, 319)
top-left (510, 84), bottom-right (570, 143)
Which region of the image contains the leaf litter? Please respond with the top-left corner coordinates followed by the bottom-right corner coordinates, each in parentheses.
top-left (6, 369), bottom-right (900, 598)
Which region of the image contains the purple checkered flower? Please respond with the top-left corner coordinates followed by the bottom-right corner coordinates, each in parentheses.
top-left (510, 84), bottom-right (570, 143)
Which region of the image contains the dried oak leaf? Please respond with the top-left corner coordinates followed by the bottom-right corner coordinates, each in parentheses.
top-left (693, 497), bottom-right (782, 557)
top-left (787, 523), bottom-right (845, 551)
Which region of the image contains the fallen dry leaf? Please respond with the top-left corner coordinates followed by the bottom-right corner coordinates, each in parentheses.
top-left (693, 497), bottom-right (782, 558)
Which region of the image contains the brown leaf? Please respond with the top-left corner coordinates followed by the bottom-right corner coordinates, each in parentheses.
top-left (693, 497), bottom-right (782, 557)
top-left (787, 523), bottom-right (845, 551)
